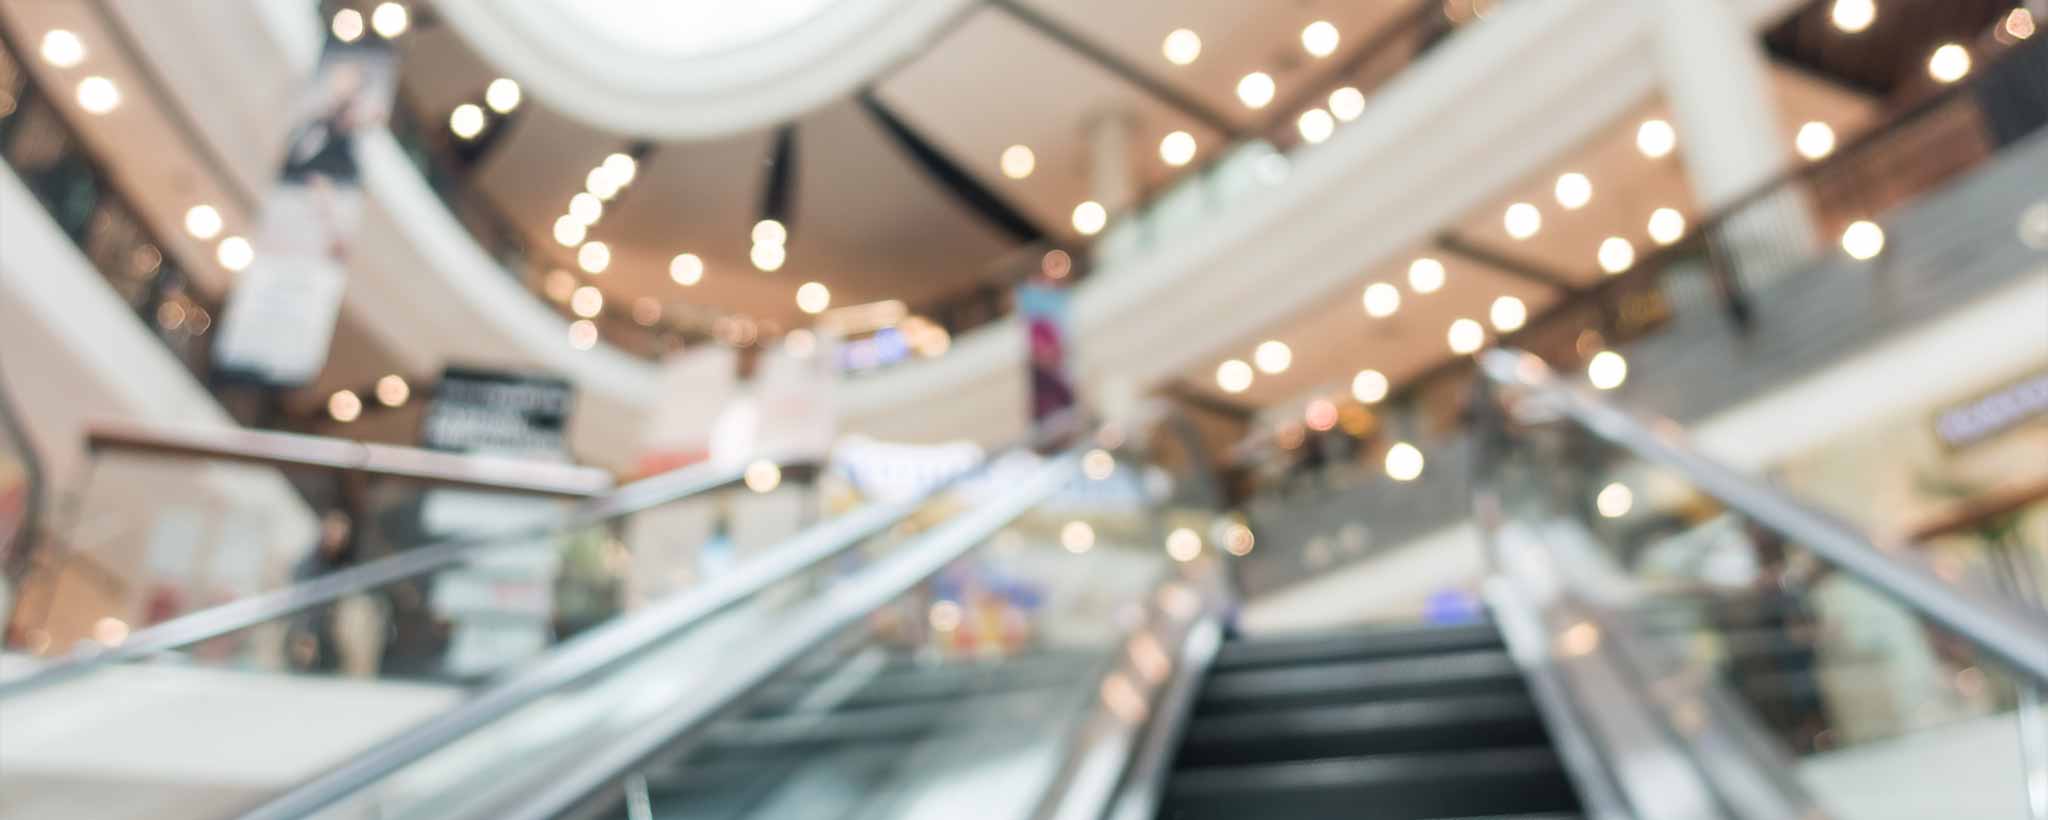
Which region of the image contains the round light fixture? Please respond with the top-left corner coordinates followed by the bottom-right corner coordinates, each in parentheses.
top-left (571, 285), bottom-right (604, 318)
top-left (577, 240), bottom-right (610, 274)
top-left (567, 319), bottom-right (599, 350)
top-left (1297, 109), bottom-right (1335, 144)
top-left (670, 253), bottom-right (704, 285)
top-left (328, 390), bottom-right (362, 423)
top-left (744, 460), bottom-right (782, 493)
top-left (1588, 350), bottom-right (1628, 390)
top-left (184, 205), bottom-right (223, 240)
top-left (1647, 208), bottom-right (1686, 245)
top-left (1554, 172), bottom-right (1592, 210)
top-left (1490, 295), bottom-right (1527, 333)
top-left (1636, 119), bottom-right (1677, 159)
top-left (1504, 202), bottom-right (1542, 240)
top-left (586, 167), bottom-right (623, 200)
top-left (331, 9), bottom-right (366, 43)
top-left (1328, 87), bottom-right (1365, 122)
top-left (375, 375), bottom-right (410, 408)
top-left (370, 2), bottom-right (410, 38)
top-left (751, 241), bottom-right (787, 272)
top-left (217, 236), bottom-right (254, 271)
top-left (1352, 369), bottom-right (1389, 403)
top-left (752, 218), bottom-right (787, 246)
top-left (1254, 340), bottom-right (1292, 374)
top-left (1163, 29), bottom-right (1202, 65)
top-left (1160, 131), bottom-right (1197, 167)
top-left (1166, 528), bottom-right (1203, 562)
top-left (569, 192), bottom-right (604, 226)
top-left (1000, 144), bottom-right (1036, 179)
top-left (1216, 360), bottom-right (1254, 393)
top-left (1236, 72), bottom-right (1276, 109)
top-left (1596, 482), bottom-right (1634, 518)
top-left (1072, 201), bottom-right (1108, 236)
top-left (486, 78), bottom-right (521, 114)
top-left (1363, 282), bottom-right (1401, 318)
top-left (1062, 521), bottom-right (1097, 553)
top-left (76, 76), bottom-right (120, 114)
top-left (449, 103), bottom-right (485, 140)
top-left (1841, 219), bottom-right (1885, 260)
top-left (1408, 257), bottom-right (1446, 294)
top-left (1385, 442), bottom-right (1424, 482)
top-left (40, 30), bottom-right (85, 68)
top-left (1301, 21), bottom-right (1340, 58)
top-left (1928, 43), bottom-right (1971, 84)
top-left (1795, 121), bottom-right (1836, 160)
top-left (1448, 318), bottom-right (1485, 354)
top-left (553, 215), bottom-right (586, 247)
top-left (1830, 0), bottom-right (1876, 33)
top-left (602, 153), bottom-right (637, 186)
top-left (1598, 236), bottom-right (1636, 274)
top-left (796, 281), bottom-right (831, 314)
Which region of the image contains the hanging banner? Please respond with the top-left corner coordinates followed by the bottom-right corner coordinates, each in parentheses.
top-left (212, 41), bottom-right (397, 387)
top-left (1017, 283), bottom-right (1077, 426)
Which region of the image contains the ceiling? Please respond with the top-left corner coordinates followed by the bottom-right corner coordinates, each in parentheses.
top-left (396, 0), bottom-right (1439, 330)
top-left (1176, 63), bottom-right (1881, 414)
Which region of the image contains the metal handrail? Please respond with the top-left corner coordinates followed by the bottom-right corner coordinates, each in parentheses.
top-left (86, 420), bottom-right (616, 499)
top-left (1478, 348), bottom-right (2048, 685)
top-left (0, 456), bottom-right (752, 699)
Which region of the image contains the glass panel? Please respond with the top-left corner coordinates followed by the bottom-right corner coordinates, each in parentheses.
top-left (1493, 417), bottom-right (2045, 818)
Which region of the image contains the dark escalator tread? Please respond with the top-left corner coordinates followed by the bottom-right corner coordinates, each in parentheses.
top-left (1195, 649), bottom-right (1524, 715)
top-left (1175, 693), bottom-right (1546, 767)
top-left (1160, 746), bottom-right (1578, 820)
top-left (747, 652), bottom-right (1097, 715)
top-left (1210, 622), bottom-right (1503, 670)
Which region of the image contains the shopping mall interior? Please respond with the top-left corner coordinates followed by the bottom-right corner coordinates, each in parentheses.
top-left (0, 0), bottom-right (2044, 817)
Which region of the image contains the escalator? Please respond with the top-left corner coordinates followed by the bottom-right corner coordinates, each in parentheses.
top-left (1158, 622), bottom-right (1580, 820)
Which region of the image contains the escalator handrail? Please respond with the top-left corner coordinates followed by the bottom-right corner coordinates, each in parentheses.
top-left (235, 413), bottom-right (1105, 820)
top-left (1478, 348), bottom-right (2048, 686)
top-left (0, 456), bottom-right (764, 699)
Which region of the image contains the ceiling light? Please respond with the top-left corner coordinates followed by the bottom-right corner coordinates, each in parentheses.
top-left (571, 285), bottom-right (604, 318)
top-left (1162, 29), bottom-right (1201, 65)
top-left (751, 242), bottom-right (787, 271)
top-left (40, 30), bottom-right (85, 68)
top-left (670, 253), bottom-right (703, 285)
top-left (1830, 0), bottom-right (1875, 33)
top-left (1062, 521), bottom-right (1096, 553)
top-left (1363, 282), bottom-right (1401, 317)
top-left (1503, 202), bottom-right (1542, 239)
top-left (603, 153), bottom-right (637, 187)
top-left (1328, 87), bottom-right (1365, 122)
top-left (1636, 119), bottom-right (1677, 159)
top-left (552, 215), bottom-right (586, 247)
top-left (1841, 220), bottom-right (1884, 260)
top-left (1554, 172), bottom-right (1592, 210)
top-left (752, 218), bottom-right (787, 246)
top-left (1301, 21), bottom-right (1340, 58)
top-left (1166, 528), bottom-right (1202, 562)
top-left (744, 460), bottom-right (782, 493)
top-left (1352, 369), bottom-right (1389, 403)
top-left (371, 2), bottom-right (409, 38)
top-left (1588, 350), bottom-right (1628, 389)
top-left (1448, 318), bottom-right (1485, 354)
top-left (569, 193), bottom-right (603, 226)
top-left (1385, 442), bottom-right (1424, 482)
top-left (1598, 236), bottom-right (1635, 273)
top-left (1297, 109), bottom-right (1335, 144)
top-left (1236, 72), bottom-right (1275, 109)
top-left (1222, 523), bottom-right (1255, 556)
top-left (796, 282), bottom-right (831, 314)
top-left (1795, 121), bottom-right (1836, 160)
top-left (2006, 8), bottom-right (2036, 40)
top-left (375, 375), bottom-right (410, 408)
top-left (1160, 131), bottom-right (1197, 167)
top-left (76, 76), bottom-right (119, 114)
top-left (217, 236), bottom-right (254, 271)
top-left (328, 390), bottom-right (362, 423)
top-left (1408, 258), bottom-right (1446, 294)
top-left (1000, 144), bottom-right (1035, 179)
top-left (1216, 359), bottom-right (1253, 393)
top-left (1928, 43), bottom-right (1971, 84)
top-left (578, 240), bottom-right (610, 274)
top-left (331, 9), bottom-right (366, 43)
top-left (1647, 208), bottom-right (1686, 245)
top-left (567, 319), bottom-right (598, 350)
top-left (486, 78), bottom-right (522, 114)
top-left (1082, 448), bottom-right (1117, 481)
top-left (184, 205), bottom-right (223, 240)
top-left (449, 103), bottom-right (485, 140)
top-left (1072, 201), bottom-right (1108, 236)
top-left (1254, 340), bottom-right (1292, 374)
top-left (1596, 482), bottom-right (1634, 518)
top-left (587, 167), bottom-right (622, 200)
top-left (1490, 295), bottom-right (1527, 332)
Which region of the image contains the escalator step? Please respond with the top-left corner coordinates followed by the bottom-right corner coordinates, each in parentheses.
top-left (1174, 693), bottom-right (1546, 768)
top-left (1210, 623), bottom-right (1503, 671)
top-left (1195, 649), bottom-right (1524, 715)
top-left (1160, 746), bottom-right (1578, 820)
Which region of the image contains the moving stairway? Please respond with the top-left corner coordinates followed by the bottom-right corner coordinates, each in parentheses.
top-left (6, 352), bottom-right (2048, 820)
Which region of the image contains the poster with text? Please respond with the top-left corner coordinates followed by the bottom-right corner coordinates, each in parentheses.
top-left (1017, 283), bottom-right (1076, 427)
top-left (212, 41), bottom-right (396, 387)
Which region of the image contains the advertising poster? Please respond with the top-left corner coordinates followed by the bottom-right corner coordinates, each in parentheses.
top-left (212, 41), bottom-right (397, 386)
top-left (418, 367), bottom-right (578, 677)
top-left (1017, 283), bottom-right (1077, 426)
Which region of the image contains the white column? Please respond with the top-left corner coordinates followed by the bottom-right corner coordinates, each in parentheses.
top-left (1085, 111), bottom-right (1139, 214)
top-left (1640, 0), bottom-right (1818, 286)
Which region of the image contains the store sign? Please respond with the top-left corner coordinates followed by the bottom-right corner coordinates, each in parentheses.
top-left (421, 367), bottom-right (575, 458)
top-left (212, 42), bottom-right (397, 386)
top-left (1933, 371), bottom-right (2048, 449)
